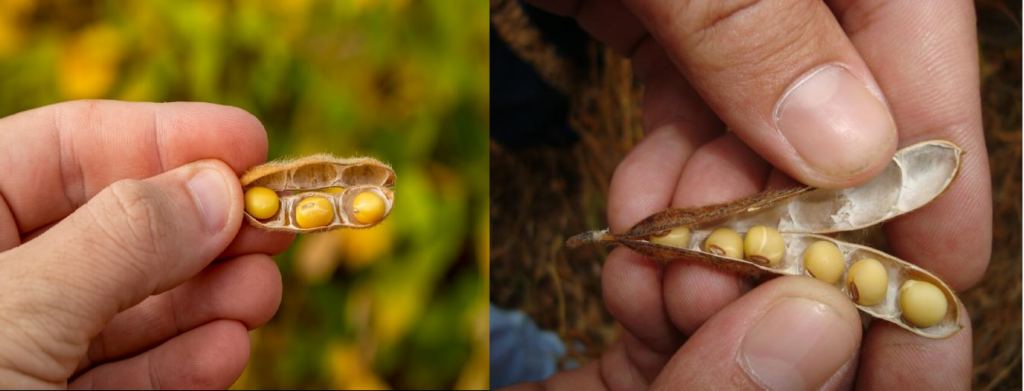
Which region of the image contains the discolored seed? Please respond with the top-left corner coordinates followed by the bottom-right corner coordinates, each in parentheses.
top-left (847, 258), bottom-right (888, 306)
top-left (704, 228), bottom-right (743, 259)
top-left (743, 225), bottom-right (785, 266)
top-left (296, 196), bottom-right (335, 228)
top-left (803, 240), bottom-right (845, 283)
top-left (244, 187), bottom-right (280, 220)
top-left (899, 280), bottom-right (948, 328)
top-left (650, 227), bottom-right (691, 248)
top-left (352, 191), bottom-right (386, 225)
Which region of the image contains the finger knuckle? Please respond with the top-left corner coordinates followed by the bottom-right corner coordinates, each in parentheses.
top-left (686, 0), bottom-right (822, 71)
top-left (97, 179), bottom-right (167, 259)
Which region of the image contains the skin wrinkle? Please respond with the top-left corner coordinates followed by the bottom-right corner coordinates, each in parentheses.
top-left (7, 314), bottom-right (61, 383)
top-left (0, 192), bottom-right (20, 250)
top-left (167, 287), bottom-right (184, 337)
top-left (64, 106), bottom-right (85, 216)
top-left (146, 351), bottom-right (160, 390)
top-left (0, 155), bottom-right (11, 243)
top-left (691, 0), bottom-right (763, 42)
top-left (54, 105), bottom-right (80, 218)
top-left (106, 182), bottom-right (164, 262)
top-left (688, 1), bottom-right (817, 72)
top-left (596, 351), bottom-right (622, 391)
top-left (625, 348), bottom-right (649, 390)
top-left (625, 33), bottom-right (652, 64)
top-left (81, 332), bottom-right (103, 375)
top-left (20, 276), bottom-right (97, 375)
top-left (151, 106), bottom-right (166, 174)
top-left (882, 342), bottom-right (943, 355)
top-left (622, 332), bottom-right (672, 382)
top-left (77, 197), bottom-right (147, 318)
top-left (828, 0), bottom-right (891, 37)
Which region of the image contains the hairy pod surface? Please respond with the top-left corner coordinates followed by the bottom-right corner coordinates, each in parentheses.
top-left (239, 154), bottom-right (395, 232)
top-left (567, 140), bottom-right (964, 338)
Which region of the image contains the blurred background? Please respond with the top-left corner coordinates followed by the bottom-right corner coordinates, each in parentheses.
top-left (0, 0), bottom-right (488, 389)
top-left (491, 0), bottom-right (1020, 389)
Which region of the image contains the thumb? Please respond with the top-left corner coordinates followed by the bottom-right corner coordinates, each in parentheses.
top-left (0, 160), bottom-right (243, 374)
top-left (622, 0), bottom-right (897, 188)
top-left (653, 276), bottom-right (862, 391)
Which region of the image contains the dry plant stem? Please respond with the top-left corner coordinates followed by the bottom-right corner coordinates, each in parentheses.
top-left (567, 140), bottom-right (964, 338)
top-left (239, 154), bottom-right (396, 233)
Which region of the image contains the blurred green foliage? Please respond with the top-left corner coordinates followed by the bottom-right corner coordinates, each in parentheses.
top-left (0, 0), bottom-right (488, 389)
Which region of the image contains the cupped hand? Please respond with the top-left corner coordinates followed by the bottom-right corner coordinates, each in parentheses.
top-left (516, 0), bottom-right (989, 390)
top-left (0, 100), bottom-right (295, 389)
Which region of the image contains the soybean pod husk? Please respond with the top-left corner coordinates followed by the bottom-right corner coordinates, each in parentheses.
top-left (239, 154), bottom-right (396, 233)
top-left (567, 140), bottom-right (964, 338)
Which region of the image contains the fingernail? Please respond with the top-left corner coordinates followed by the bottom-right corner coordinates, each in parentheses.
top-left (775, 64), bottom-right (896, 178)
top-left (740, 298), bottom-right (856, 391)
top-left (188, 169), bottom-right (230, 233)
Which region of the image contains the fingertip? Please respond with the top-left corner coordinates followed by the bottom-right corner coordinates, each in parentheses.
top-left (172, 320), bottom-right (250, 390)
top-left (794, 137), bottom-right (896, 190)
top-left (857, 302), bottom-right (972, 389)
top-left (238, 254), bottom-right (284, 328)
top-left (601, 248), bottom-right (683, 351)
top-left (662, 260), bottom-right (746, 335)
top-left (195, 254), bottom-right (283, 330)
top-left (602, 248), bottom-right (663, 320)
top-left (772, 64), bottom-right (899, 189)
top-left (606, 128), bottom-right (681, 233)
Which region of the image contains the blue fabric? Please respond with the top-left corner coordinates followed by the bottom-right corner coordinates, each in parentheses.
top-left (490, 303), bottom-right (567, 389)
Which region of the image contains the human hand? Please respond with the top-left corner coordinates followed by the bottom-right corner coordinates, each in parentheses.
top-left (518, 0), bottom-right (989, 389)
top-left (0, 100), bottom-right (295, 389)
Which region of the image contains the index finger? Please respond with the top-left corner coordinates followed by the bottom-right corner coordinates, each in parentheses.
top-left (0, 100), bottom-right (268, 237)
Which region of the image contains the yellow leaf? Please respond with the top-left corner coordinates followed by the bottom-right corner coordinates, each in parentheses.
top-left (0, 17), bottom-right (21, 57)
top-left (455, 300), bottom-right (489, 390)
top-left (372, 283), bottom-right (419, 344)
top-left (327, 341), bottom-right (391, 390)
top-left (58, 24), bottom-right (123, 99)
top-left (339, 220), bottom-right (393, 271)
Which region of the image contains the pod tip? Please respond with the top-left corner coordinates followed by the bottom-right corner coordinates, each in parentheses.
top-left (566, 229), bottom-right (610, 249)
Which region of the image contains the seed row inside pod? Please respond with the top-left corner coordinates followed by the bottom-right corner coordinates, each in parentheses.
top-left (565, 140), bottom-right (964, 338)
top-left (239, 155), bottom-right (396, 233)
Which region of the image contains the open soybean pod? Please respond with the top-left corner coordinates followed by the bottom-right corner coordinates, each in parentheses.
top-left (239, 154), bottom-right (396, 233)
top-left (567, 140), bottom-right (964, 338)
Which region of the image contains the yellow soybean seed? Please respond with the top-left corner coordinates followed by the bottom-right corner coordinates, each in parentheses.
top-left (296, 196), bottom-right (335, 228)
top-left (321, 187), bottom-right (345, 194)
top-left (704, 228), bottom-right (743, 259)
top-left (899, 280), bottom-right (947, 328)
top-left (650, 227), bottom-right (691, 248)
top-left (803, 241), bottom-right (845, 283)
top-left (244, 187), bottom-right (280, 220)
top-left (847, 258), bottom-right (888, 306)
top-left (352, 192), bottom-right (386, 225)
top-left (743, 225), bottom-right (785, 266)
